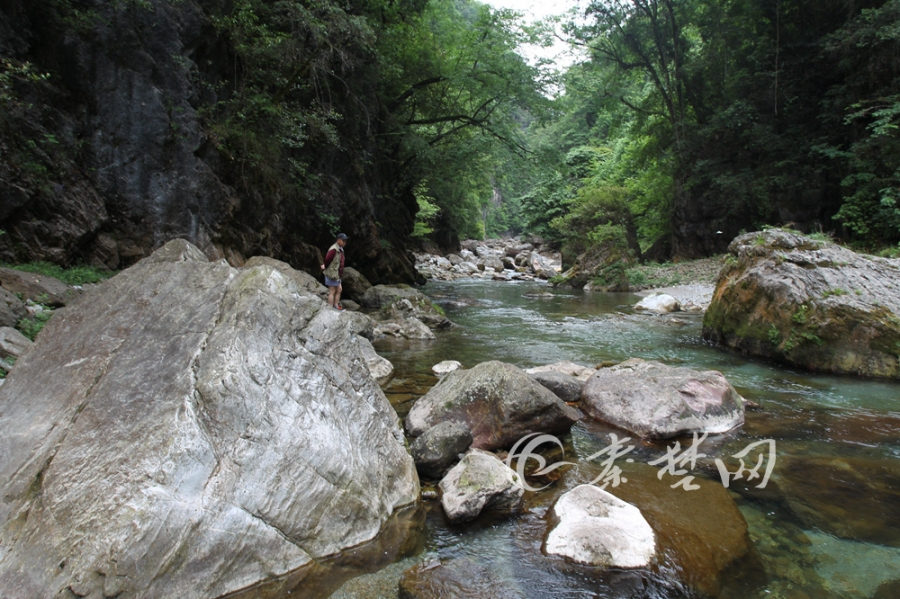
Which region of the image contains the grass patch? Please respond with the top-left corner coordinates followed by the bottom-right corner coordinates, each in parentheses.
top-left (17, 310), bottom-right (53, 341)
top-left (0, 261), bottom-right (113, 286)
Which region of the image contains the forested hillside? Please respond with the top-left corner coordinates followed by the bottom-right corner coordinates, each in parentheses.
top-left (1, 0), bottom-right (898, 281)
top-left (504, 0), bottom-right (900, 265)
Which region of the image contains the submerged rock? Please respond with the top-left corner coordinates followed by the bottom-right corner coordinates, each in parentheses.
top-left (776, 455), bottom-right (900, 547)
top-left (410, 421), bottom-right (474, 479)
top-left (399, 558), bottom-right (521, 599)
top-left (406, 361), bottom-right (581, 450)
top-left (545, 484), bottom-right (656, 568)
top-left (580, 358), bottom-right (744, 439)
top-left (0, 240), bottom-right (418, 599)
top-left (607, 463), bottom-right (753, 596)
top-left (439, 449), bottom-right (524, 522)
top-left (703, 229), bottom-right (900, 377)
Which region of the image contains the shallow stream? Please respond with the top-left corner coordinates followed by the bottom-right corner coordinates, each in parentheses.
top-left (272, 279), bottom-right (900, 599)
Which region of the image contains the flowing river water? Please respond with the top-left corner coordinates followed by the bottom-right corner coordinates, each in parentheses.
top-left (279, 279), bottom-right (900, 599)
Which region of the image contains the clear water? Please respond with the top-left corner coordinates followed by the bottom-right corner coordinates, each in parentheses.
top-left (252, 279), bottom-right (900, 599)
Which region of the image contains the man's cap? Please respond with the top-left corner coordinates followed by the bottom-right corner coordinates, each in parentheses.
top-left (336, 233), bottom-right (349, 240)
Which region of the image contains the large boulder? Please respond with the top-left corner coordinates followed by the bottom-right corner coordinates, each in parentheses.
top-left (406, 361), bottom-right (581, 450)
top-left (0, 240), bottom-right (418, 599)
top-left (703, 229), bottom-right (900, 377)
top-left (0, 267), bottom-right (79, 307)
top-left (580, 358), bottom-right (744, 439)
top-left (438, 449), bottom-right (524, 522)
top-left (0, 287), bottom-right (27, 328)
top-left (545, 484), bottom-right (656, 568)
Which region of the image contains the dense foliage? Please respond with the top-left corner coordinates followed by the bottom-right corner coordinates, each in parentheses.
top-left (513, 0), bottom-right (900, 261)
top-left (203, 0), bottom-right (545, 245)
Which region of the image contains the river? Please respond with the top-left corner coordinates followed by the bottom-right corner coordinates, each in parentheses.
top-left (328, 279), bottom-right (900, 599)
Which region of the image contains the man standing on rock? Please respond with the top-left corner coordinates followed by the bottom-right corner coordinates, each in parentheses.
top-left (321, 233), bottom-right (348, 310)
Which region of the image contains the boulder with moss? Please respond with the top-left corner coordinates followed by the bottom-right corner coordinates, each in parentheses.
top-left (361, 284), bottom-right (452, 329)
top-left (703, 229), bottom-right (900, 378)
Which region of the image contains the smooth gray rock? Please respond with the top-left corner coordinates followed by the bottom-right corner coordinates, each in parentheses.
top-left (703, 229), bottom-right (900, 377)
top-left (244, 255), bottom-right (328, 297)
top-left (406, 361), bottom-right (581, 450)
top-left (0, 327), bottom-right (32, 361)
top-left (358, 336), bottom-right (394, 385)
top-left (0, 267), bottom-right (78, 307)
top-left (546, 484), bottom-right (656, 568)
top-left (0, 287), bottom-right (26, 328)
top-left (580, 358), bottom-right (745, 439)
top-left (431, 360), bottom-right (461, 377)
top-left (438, 449), bottom-right (524, 522)
top-left (341, 299), bottom-right (361, 311)
top-left (374, 317), bottom-right (435, 340)
top-left (0, 239), bottom-right (418, 599)
top-left (410, 421), bottom-right (473, 479)
top-left (529, 371), bottom-right (584, 403)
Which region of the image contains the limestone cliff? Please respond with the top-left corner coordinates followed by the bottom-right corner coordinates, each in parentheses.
top-left (0, 0), bottom-right (422, 284)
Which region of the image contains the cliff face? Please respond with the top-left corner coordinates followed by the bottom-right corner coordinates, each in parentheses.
top-left (0, 0), bottom-right (421, 284)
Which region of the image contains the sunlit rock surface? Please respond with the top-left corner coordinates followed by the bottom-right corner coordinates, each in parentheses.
top-left (0, 240), bottom-right (417, 599)
top-left (545, 484), bottom-right (656, 568)
top-left (580, 358), bottom-right (744, 439)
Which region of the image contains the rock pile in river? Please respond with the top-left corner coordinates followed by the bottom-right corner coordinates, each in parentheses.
top-left (414, 237), bottom-right (562, 281)
top-left (0, 240), bottom-right (418, 599)
top-left (703, 229), bottom-right (900, 377)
